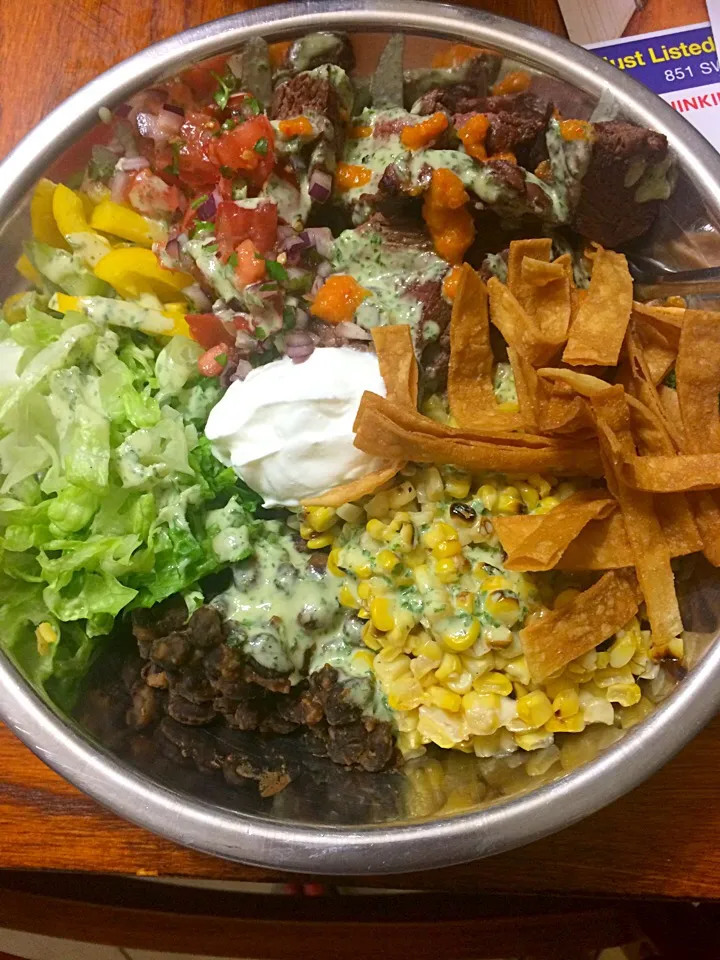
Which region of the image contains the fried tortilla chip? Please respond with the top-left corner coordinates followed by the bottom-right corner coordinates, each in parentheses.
top-left (507, 346), bottom-right (539, 431)
top-left (676, 309), bottom-right (720, 455)
top-left (537, 367), bottom-right (612, 397)
top-left (353, 391), bottom-right (603, 476)
top-left (622, 325), bottom-right (683, 451)
top-left (632, 302), bottom-right (683, 386)
top-left (563, 248), bottom-right (632, 366)
top-left (488, 277), bottom-right (560, 367)
top-left (536, 377), bottom-right (594, 436)
top-left (520, 569), bottom-right (641, 682)
top-left (690, 491), bottom-right (720, 566)
top-left (303, 325), bottom-right (416, 506)
top-left (507, 237), bottom-right (552, 305)
top-left (447, 265), bottom-right (519, 428)
top-left (495, 489), bottom-right (616, 571)
top-left (303, 462), bottom-right (401, 507)
top-left (590, 386), bottom-right (683, 642)
top-left (623, 454), bottom-right (720, 492)
top-left (372, 324), bottom-right (418, 410)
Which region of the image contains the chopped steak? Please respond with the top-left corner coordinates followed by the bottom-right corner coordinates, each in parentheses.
top-left (573, 121), bottom-right (670, 247)
top-left (271, 73), bottom-right (341, 127)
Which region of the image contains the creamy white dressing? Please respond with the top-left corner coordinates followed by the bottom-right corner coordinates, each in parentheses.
top-left (544, 118), bottom-right (593, 223)
top-left (183, 235), bottom-right (239, 302)
top-left (262, 174), bottom-right (310, 231)
top-left (66, 231), bottom-right (111, 267)
top-left (64, 295), bottom-right (173, 334)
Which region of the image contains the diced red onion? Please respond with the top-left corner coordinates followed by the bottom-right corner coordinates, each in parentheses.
top-left (232, 359), bottom-right (253, 381)
top-left (135, 108), bottom-right (183, 143)
top-left (184, 283), bottom-right (212, 312)
top-left (110, 169), bottom-right (131, 204)
top-left (310, 274), bottom-right (324, 296)
top-left (308, 169), bottom-right (333, 203)
top-left (295, 308), bottom-right (310, 329)
top-left (196, 193), bottom-right (217, 220)
top-left (163, 102), bottom-right (185, 117)
top-left (334, 321), bottom-right (372, 341)
top-left (300, 227), bottom-right (333, 259)
top-left (285, 330), bottom-right (315, 363)
top-left (316, 260), bottom-right (333, 279)
top-left (245, 281), bottom-right (279, 301)
top-left (165, 238), bottom-right (180, 260)
top-left (287, 345), bottom-right (315, 363)
top-left (117, 156), bottom-right (150, 171)
top-left (282, 234), bottom-right (310, 264)
top-left (277, 224), bottom-right (296, 241)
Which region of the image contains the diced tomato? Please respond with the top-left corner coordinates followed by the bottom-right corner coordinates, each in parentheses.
top-left (234, 239), bottom-right (266, 287)
top-left (213, 116), bottom-right (275, 188)
top-left (232, 314), bottom-right (253, 333)
top-left (186, 313), bottom-right (235, 350)
top-left (177, 111), bottom-right (221, 189)
top-left (216, 176), bottom-right (235, 201)
top-left (215, 200), bottom-right (278, 261)
top-left (180, 56), bottom-right (229, 100)
top-left (128, 169), bottom-right (183, 218)
top-left (198, 343), bottom-right (230, 377)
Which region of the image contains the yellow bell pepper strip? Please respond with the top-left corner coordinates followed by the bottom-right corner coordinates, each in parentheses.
top-left (52, 184), bottom-right (112, 266)
top-left (30, 179), bottom-right (69, 249)
top-left (52, 293), bottom-right (187, 338)
top-left (90, 200), bottom-right (167, 248)
top-left (15, 254), bottom-right (42, 286)
top-left (93, 247), bottom-right (194, 303)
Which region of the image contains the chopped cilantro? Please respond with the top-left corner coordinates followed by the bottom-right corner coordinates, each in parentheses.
top-left (204, 243), bottom-right (219, 254)
top-left (227, 252), bottom-right (239, 268)
top-left (212, 67), bottom-right (237, 110)
top-left (283, 306), bottom-right (296, 330)
top-left (190, 220), bottom-right (214, 239)
top-left (265, 259), bottom-right (288, 283)
top-left (254, 137), bottom-right (269, 156)
top-left (164, 140), bottom-right (181, 176)
top-left (215, 352), bottom-right (228, 367)
top-left (220, 165), bottom-right (234, 178)
top-left (246, 96), bottom-right (261, 115)
top-left (221, 117), bottom-right (238, 132)
top-left (254, 325), bottom-right (267, 340)
top-left (191, 194), bottom-right (209, 210)
top-left (664, 368), bottom-right (677, 389)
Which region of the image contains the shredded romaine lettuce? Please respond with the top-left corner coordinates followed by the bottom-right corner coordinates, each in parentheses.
top-left (0, 307), bottom-right (261, 709)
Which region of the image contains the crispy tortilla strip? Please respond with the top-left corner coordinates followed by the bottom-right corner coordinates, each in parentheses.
top-left (520, 569), bottom-right (641, 682)
top-left (537, 367), bottom-right (612, 397)
top-left (590, 386), bottom-right (683, 642)
top-left (507, 346), bottom-right (538, 431)
top-left (632, 302), bottom-right (683, 386)
top-left (303, 462), bottom-right (401, 507)
top-left (536, 377), bottom-right (594, 435)
top-left (623, 454), bottom-right (720, 492)
top-left (496, 500), bottom-right (700, 571)
top-left (488, 277), bottom-right (560, 366)
top-left (303, 325), bottom-right (414, 506)
top-left (676, 309), bottom-right (720, 455)
top-left (622, 325), bottom-right (683, 450)
top-left (495, 489), bottom-right (616, 571)
top-left (690, 491), bottom-right (720, 565)
top-left (563, 248), bottom-right (632, 366)
top-left (519, 252), bottom-right (572, 345)
top-left (447, 265), bottom-right (499, 424)
top-left (353, 392), bottom-right (603, 476)
top-left (371, 324), bottom-right (418, 410)
top-left (658, 384), bottom-right (682, 435)
top-left (507, 237), bottom-right (552, 305)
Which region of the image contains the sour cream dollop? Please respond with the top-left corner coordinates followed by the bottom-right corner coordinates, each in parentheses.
top-left (205, 347), bottom-right (387, 506)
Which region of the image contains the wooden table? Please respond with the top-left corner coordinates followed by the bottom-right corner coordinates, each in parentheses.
top-left (1, 0), bottom-right (719, 902)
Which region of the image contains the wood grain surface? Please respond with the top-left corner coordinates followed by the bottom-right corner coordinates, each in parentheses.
top-left (1, 0), bottom-right (719, 898)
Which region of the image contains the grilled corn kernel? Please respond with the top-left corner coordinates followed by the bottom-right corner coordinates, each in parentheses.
top-left (377, 549), bottom-right (400, 572)
top-left (306, 533), bottom-right (334, 549)
top-left (357, 581), bottom-right (372, 601)
top-left (543, 676), bottom-right (575, 701)
top-left (397, 522), bottom-right (415, 550)
top-left (405, 548), bottom-right (426, 568)
top-left (527, 473), bottom-right (552, 498)
top-left (352, 649), bottom-right (375, 670)
top-left (484, 592), bottom-right (521, 625)
top-left (608, 633), bottom-right (636, 668)
top-left (397, 730), bottom-right (426, 758)
top-left (535, 495), bottom-right (560, 515)
top-left (455, 592), bottom-right (474, 614)
top-left (327, 548), bottom-right (342, 577)
top-left (668, 635), bottom-right (684, 659)
top-left (357, 607), bottom-right (370, 620)
top-left (428, 685), bottom-right (462, 712)
top-left (477, 484), bottom-right (498, 511)
top-left (545, 713), bottom-right (586, 734)
top-left (435, 653), bottom-right (462, 682)
top-left (504, 655), bottom-right (530, 685)
top-left (496, 486), bottom-right (521, 514)
top-left (481, 575), bottom-right (511, 593)
top-left (517, 482), bottom-right (539, 511)
top-left (365, 491), bottom-right (390, 518)
top-left (554, 588), bottom-right (580, 611)
top-left (435, 557), bottom-right (460, 583)
top-left (552, 687), bottom-right (579, 718)
top-left (416, 638), bottom-right (443, 661)
top-left (512, 681), bottom-right (529, 699)
top-left (336, 502), bottom-right (364, 523)
top-left (361, 621), bottom-right (381, 649)
top-left (353, 562), bottom-right (373, 579)
top-left (424, 521), bottom-right (458, 549)
top-left (339, 584), bottom-right (359, 608)
top-left (514, 730), bottom-right (554, 751)
top-left (388, 481), bottom-right (416, 509)
top-left (473, 671), bottom-right (513, 697)
top-left (366, 518), bottom-right (386, 540)
top-left (517, 690), bottom-right (553, 728)
top-left (299, 523), bottom-right (314, 539)
top-left (556, 482), bottom-right (576, 501)
top-left (445, 670), bottom-right (473, 695)
top-left (416, 466), bottom-right (444, 502)
top-left (444, 472), bottom-right (471, 499)
top-left (606, 681), bottom-right (641, 707)
top-left (370, 597), bottom-right (394, 632)
top-left (388, 674), bottom-right (426, 711)
top-left (307, 505), bottom-right (337, 532)
top-left (35, 621), bottom-right (58, 656)
top-left (433, 539), bottom-right (462, 559)
top-left (441, 618), bottom-right (480, 653)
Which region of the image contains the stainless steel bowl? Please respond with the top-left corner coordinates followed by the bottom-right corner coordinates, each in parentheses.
top-left (2, 0), bottom-right (720, 875)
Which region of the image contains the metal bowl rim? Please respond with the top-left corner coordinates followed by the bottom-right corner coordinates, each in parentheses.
top-left (1, 0), bottom-right (719, 874)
